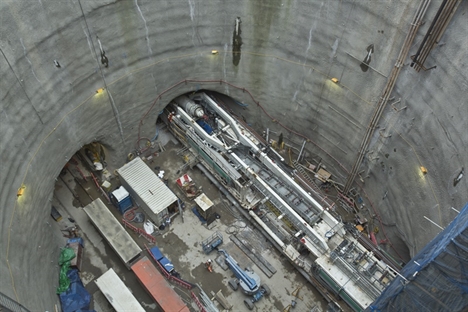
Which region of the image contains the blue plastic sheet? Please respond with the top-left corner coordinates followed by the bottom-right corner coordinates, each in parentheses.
top-left (67, 237), bottom-right (84, 247)
top-left (196, 119), bottom-right (213, 134)
top-left (159, 257), bottom-right (174, 273)
top-left (150, 246), bottom-right (164, 261)
top-left (59, 269), bottom-right (94, 312)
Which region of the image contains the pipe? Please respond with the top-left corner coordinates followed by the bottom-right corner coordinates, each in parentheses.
top-left (434, 0), bottom-right (462, 44)
top-left (414, 0), bottom-right (461, 71)
top-left (411, 0), bottom-right (448, 67)
top-left (344, 0), bottom-right (431, 194)
top-left (197, 164), bottom-right (294, 262)
top-left (176, 106), bottom-right (226, 151)
top-left (268, 146), bottom-right (285, 163)
top-left (297, 140), bottom-right (307, 162)
top-left (230, 153), bottom-right (329, 252)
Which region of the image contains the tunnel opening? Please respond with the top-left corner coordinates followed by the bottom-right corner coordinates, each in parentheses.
top-left (77, 142), bottom-right (107, 173)
top-left (44, 88), bottom-right (415, 311)
top-left (56, 141), bottom-right (112, 209)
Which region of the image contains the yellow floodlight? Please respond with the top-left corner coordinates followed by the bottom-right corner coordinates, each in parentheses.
top-left (331, 77), bottom-right (339, 83)
top-left (17, 185), bottom-right (25, 197)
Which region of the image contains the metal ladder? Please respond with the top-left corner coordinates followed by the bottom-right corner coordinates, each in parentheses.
top-left (292, 160), bottom-right (315, 186)
top-left (293, 160), bottom-right (336, 211)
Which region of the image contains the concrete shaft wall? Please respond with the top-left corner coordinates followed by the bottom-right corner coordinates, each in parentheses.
top-left (0, 0), bottom-right (466, 309)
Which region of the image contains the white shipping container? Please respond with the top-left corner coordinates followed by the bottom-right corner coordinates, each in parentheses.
top-left (117, 157), bottom-right (178, 225)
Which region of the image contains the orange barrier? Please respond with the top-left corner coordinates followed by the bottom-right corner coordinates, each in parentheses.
top-left (122, 219), bottom-right (156, 244)
top-left (191, 291), bottom-right (207, 312)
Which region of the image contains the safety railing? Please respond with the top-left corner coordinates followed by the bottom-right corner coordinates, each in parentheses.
top-left (0, 292), bottom-right (30, 312)
top-left (122, 219), bottom-right (156, 244)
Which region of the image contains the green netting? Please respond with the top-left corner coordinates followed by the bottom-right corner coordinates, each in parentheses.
top-left (56, 247), bottom-right (76, 294)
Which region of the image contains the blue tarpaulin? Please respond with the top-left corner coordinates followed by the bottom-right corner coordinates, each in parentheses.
top-left (150, 246), bottom-right (164, 261)
top-left (159, 257), bottom-right (174, 273)
top-left (196, 119), bottom-right (213, 134)
top-left (67, 237), bottom-right (84, 247)
top-left (59, 269), bottom-right (94, 312)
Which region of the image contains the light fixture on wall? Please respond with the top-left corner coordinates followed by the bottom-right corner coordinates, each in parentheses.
top-left (331, 77), bottom-right (339, 83)
top-left (211, 50), bottom-right (219, 55)
top-left (420, 166), bottom-right (428, 174)
top-left (17, 185), bottom-right (26, 197)
top-left (96, 88), bottom-right (105, 94)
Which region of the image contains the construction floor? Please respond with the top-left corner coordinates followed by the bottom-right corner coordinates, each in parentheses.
top-left (51, 131), bottom-right (330, 312)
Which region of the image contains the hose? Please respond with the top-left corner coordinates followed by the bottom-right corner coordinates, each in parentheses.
top-left (123, 207), bottom-right (137, 221)
top-left (234, 100), bottom-right (248, 107)
top-left (135, 137), bottom-right (151, 150)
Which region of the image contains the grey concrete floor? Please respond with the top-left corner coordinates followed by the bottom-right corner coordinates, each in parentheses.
top-left (52, 136), bottom-right (330, 312)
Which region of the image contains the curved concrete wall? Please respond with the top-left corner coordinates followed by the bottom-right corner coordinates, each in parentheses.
top-left (0, 0), bottom-right (466, 309)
